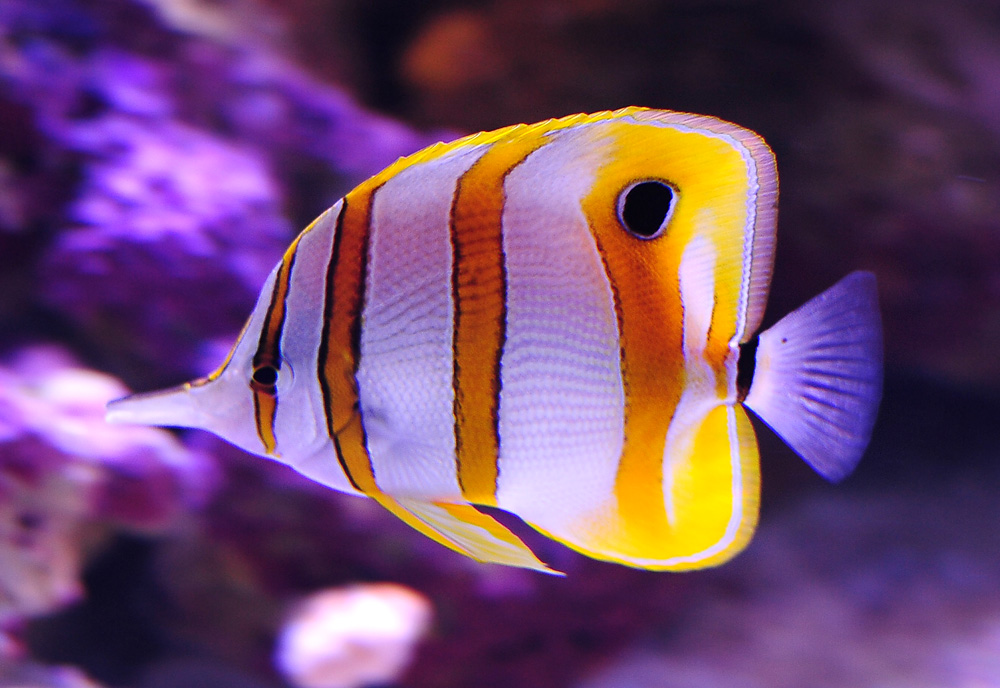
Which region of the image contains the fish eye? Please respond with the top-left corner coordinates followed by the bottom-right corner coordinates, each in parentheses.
top-left (250, 363), bottom-right (280, 393)
top-left (617, 180), bottom-right (676, 239)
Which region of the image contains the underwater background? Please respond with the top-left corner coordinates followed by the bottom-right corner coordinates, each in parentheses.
top-left (2, 0), bottom-right (999, 686)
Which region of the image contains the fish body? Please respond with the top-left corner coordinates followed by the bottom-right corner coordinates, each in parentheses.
top-left (107, 108), bottom-right (882, 573)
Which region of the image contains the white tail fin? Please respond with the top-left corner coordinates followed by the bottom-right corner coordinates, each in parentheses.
top-left (743, 271), bottom-right (882, 481)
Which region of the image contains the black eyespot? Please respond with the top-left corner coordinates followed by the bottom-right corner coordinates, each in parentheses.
top-left (618, 180), bottom-right (676, 239)
top-left (251, 364), bottom-right (279, 391)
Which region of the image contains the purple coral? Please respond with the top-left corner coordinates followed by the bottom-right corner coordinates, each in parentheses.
top-left (2, 5), bottom-right (442, 382)
top-left (42, 114), bottom-right (292, 380)
top-left (0, 345), bottom-right (216, 628)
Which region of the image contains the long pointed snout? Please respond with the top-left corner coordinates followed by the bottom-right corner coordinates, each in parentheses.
top-left (107, 372), bottom-right (265, 459)
top-left (106, 381), bottom-right (210, 429)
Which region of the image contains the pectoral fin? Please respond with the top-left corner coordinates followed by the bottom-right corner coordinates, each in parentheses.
top-left (374, 496), bottom-right (561, 575)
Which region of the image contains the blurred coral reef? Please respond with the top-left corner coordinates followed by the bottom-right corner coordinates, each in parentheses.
top-left (0, 346), bottom-right (213, 616)
top-left (0, 345), bottom-right (212, 685)
top-left (275, 583), bottom-right (433, 688)
top-left (0, 0), bottom-right (998, 686)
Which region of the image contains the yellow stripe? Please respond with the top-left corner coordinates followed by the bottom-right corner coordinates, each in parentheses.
top-left (529, 404), bottom-right (759, 569)
top-left (311, 126), bottom-right (547, 496)
top-left (580, 146), bottom-right (682, 555)
top-left (450, 134), bottom-right (549, 505)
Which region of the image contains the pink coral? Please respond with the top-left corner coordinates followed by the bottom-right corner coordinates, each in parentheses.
top-left (275, 584), bottom-right (433, 688)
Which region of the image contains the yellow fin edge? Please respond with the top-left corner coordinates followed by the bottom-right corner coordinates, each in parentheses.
top-left (374, 495), bottom-right (562, 575)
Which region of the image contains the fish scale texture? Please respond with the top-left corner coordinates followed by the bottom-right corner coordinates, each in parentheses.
top-left (1, 0), bottom-right (996, 686)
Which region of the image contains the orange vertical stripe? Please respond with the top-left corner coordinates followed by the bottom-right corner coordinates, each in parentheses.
top-left (250, 236), bottom-right (302, 456)
top-left (579, 129), bottom-right (686, 554)
top-left (577, 117), bottom-right (758, 558)
top-left (317, 195), bottom-right (380, 494)
top-left (450, 134), bottom-right (550, 504)
top-left (252, 392), bottom-right (279, 454)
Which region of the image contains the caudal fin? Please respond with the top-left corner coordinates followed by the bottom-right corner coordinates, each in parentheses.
top-left (743, 271), bottom-right (883, 481)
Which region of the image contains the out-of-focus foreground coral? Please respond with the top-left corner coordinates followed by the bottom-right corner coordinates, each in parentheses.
top-left (1, 0), bottom-right (999, 686)
top-left (275, 584), bottom-right (433, 688)
top-left (0, 345), bottom-right (213, 684)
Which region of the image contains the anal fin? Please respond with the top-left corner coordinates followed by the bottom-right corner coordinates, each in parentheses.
top-left (374, 496), bottom-right (562, 575)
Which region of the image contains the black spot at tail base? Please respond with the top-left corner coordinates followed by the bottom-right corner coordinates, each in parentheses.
top-left (737, 335), bottom-right (759, 402)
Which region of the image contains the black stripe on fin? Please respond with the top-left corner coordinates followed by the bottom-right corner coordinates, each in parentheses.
top-left (743, 271), bottom-right (883, 481)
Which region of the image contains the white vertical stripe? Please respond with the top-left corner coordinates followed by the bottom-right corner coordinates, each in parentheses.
top-left (357, 146), bottom-right (488, 499)
top-left (495, 130), bottom-right (626, 533)
top-left (273, 202), bottom-right (364, 494)
top-left (662, 235), bottom-right (718, 524)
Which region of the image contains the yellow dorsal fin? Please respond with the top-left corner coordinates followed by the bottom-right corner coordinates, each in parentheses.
top-left (374, 496), bottom-right (562, 575)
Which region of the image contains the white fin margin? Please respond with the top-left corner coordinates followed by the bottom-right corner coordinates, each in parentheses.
top-left (744, 271), bottom-right (883, 481)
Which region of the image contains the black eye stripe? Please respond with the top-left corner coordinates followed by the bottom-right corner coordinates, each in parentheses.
top-left (618, 180), bottom-right (676, 239)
